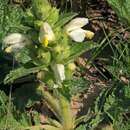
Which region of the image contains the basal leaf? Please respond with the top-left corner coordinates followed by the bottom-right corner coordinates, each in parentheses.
top-left (0, 114), bottom-right (23, 130)
top-left (0, 90), bottom-right (32, 130)
top-left (0, 108), bottom-right (32, 130)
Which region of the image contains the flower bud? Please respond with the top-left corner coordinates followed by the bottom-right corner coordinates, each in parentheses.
top-left (68, 63), bottom-right (76, 71)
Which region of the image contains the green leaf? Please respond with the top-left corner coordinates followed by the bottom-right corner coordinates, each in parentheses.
top-left (0, 112), bottom-right (32, 130)
top-left (62, 78), bottom-right (90, 99)
top-left (89, 113), bottom-right (104, 130)
top-left (37, 85), bottom-right (61, 121)
top-left (4, 65), bottom-right (47, 84)
top-left (107, 0), bottom-right (130, 25)
top-left (64, 42), bottom-right (98, 64)
top-left (0, 0), bottom-right (24, 42)
top-left (54, 12), bottom-right (77, 28)
top-left (0, 114), bottom-right (23, 130)
top-left (47, 118), bottom-right (62, 128)
top-left (17, 113), bottom-right (32, 128)
top-left (75, 125), bottom-right (86, 130)
top-left (47, 7), bottom-right (59, 25)
top-left (0, 90), bottom-right (8, 115)
top-left (59, 95), bottom-right (74, 130)
top-left (32, 0), bottom-right (51, 20)
top-left (15, 48), bottom-right (32, 64)
top-left (0, 90), bottom-right (32, 130)
top-left (32, 0), bottom-right (59, 25)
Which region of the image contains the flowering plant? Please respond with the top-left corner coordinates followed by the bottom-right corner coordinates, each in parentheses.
top-left (2, 0), bottom-right (98, 129)
top-left (4, 0), bottom-right (96, 88)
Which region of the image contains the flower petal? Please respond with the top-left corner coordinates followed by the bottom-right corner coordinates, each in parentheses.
top-left (85, 30), bottom-right (95, 39)
top-left (3, 33), bottom-right (31, 53)
top-left (65, 18), bottom-right (89, 32)
top-left (39, 22), bottom-right (55, 43)
top-left (5, 46), bottom-right (12, 53)
top-left (52, 64), bottom-right (65, 82)
top-left (68, 28), bottom-right (86, 42)
top-left (3, 33), bottom-right (30, 46)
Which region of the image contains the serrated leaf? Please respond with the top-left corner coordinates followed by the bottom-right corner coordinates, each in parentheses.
top-left (32, 0), bottom-right (51, 20)
top-left (0, 0), bottom-right (24, 42)
top-left (64, 42), bottom-right (98, 64)
top-left (0, 114), bottom-right (23, 130)
top-left (107, 0), bottom-right (130, 25)
top-left (62, 78), bottom-right (90, 99)
top-left (4, 65), bottom-right (47, 84)
top-left (0, 90), bottom-right (8, 114)
top-left (54, 12), bottom-right (78, 28)
top-left (32, 0), bottom-right (59, 25)
top-left (0, 90), bottom-right (32, 129)
top-left (0, 112), bottom-right (32, 130)
top-left (47, 7), bottom-right (59, 25)
top-left (15, 48), bottom-right (32, 64)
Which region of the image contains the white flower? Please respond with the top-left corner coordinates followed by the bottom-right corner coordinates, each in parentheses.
top-left (52, 64), bottom-right (65, 82)
top-left (65, 18), bottom-right (94, 42)
top-left (3, 33), bottom-right (31, 53)
top-left (39, 22), bottom-right (55, 47)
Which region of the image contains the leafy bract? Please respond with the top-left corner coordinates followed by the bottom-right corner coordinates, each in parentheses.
top-left (32, 0), bottom-right (59, 25)
top-left (64, 42), bottom-right (98, 63)
top-left (15, 48), bottom-right (32, 64)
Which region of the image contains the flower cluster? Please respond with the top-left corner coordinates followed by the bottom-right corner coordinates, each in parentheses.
top-left (39, 18), bottom-right (94, 47)
top-left (2, 0), bottom-right (95, 88)
top-left (37, 18), bottom-right (94, 83)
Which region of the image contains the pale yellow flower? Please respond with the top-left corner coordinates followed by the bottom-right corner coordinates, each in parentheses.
top-left (52, 64), bottom-right (65, 82)
top-left (65, 18), bottom-right (94, 42)
top-left (5, 46), bottom-right (12, 53)
top-left (39, 22), bottom-right (55, 47)
top-left (3, 33), bottom-right (31, 53)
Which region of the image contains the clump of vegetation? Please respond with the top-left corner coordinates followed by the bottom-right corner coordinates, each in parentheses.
top-left (0, 0), bottom-right (130, 130)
